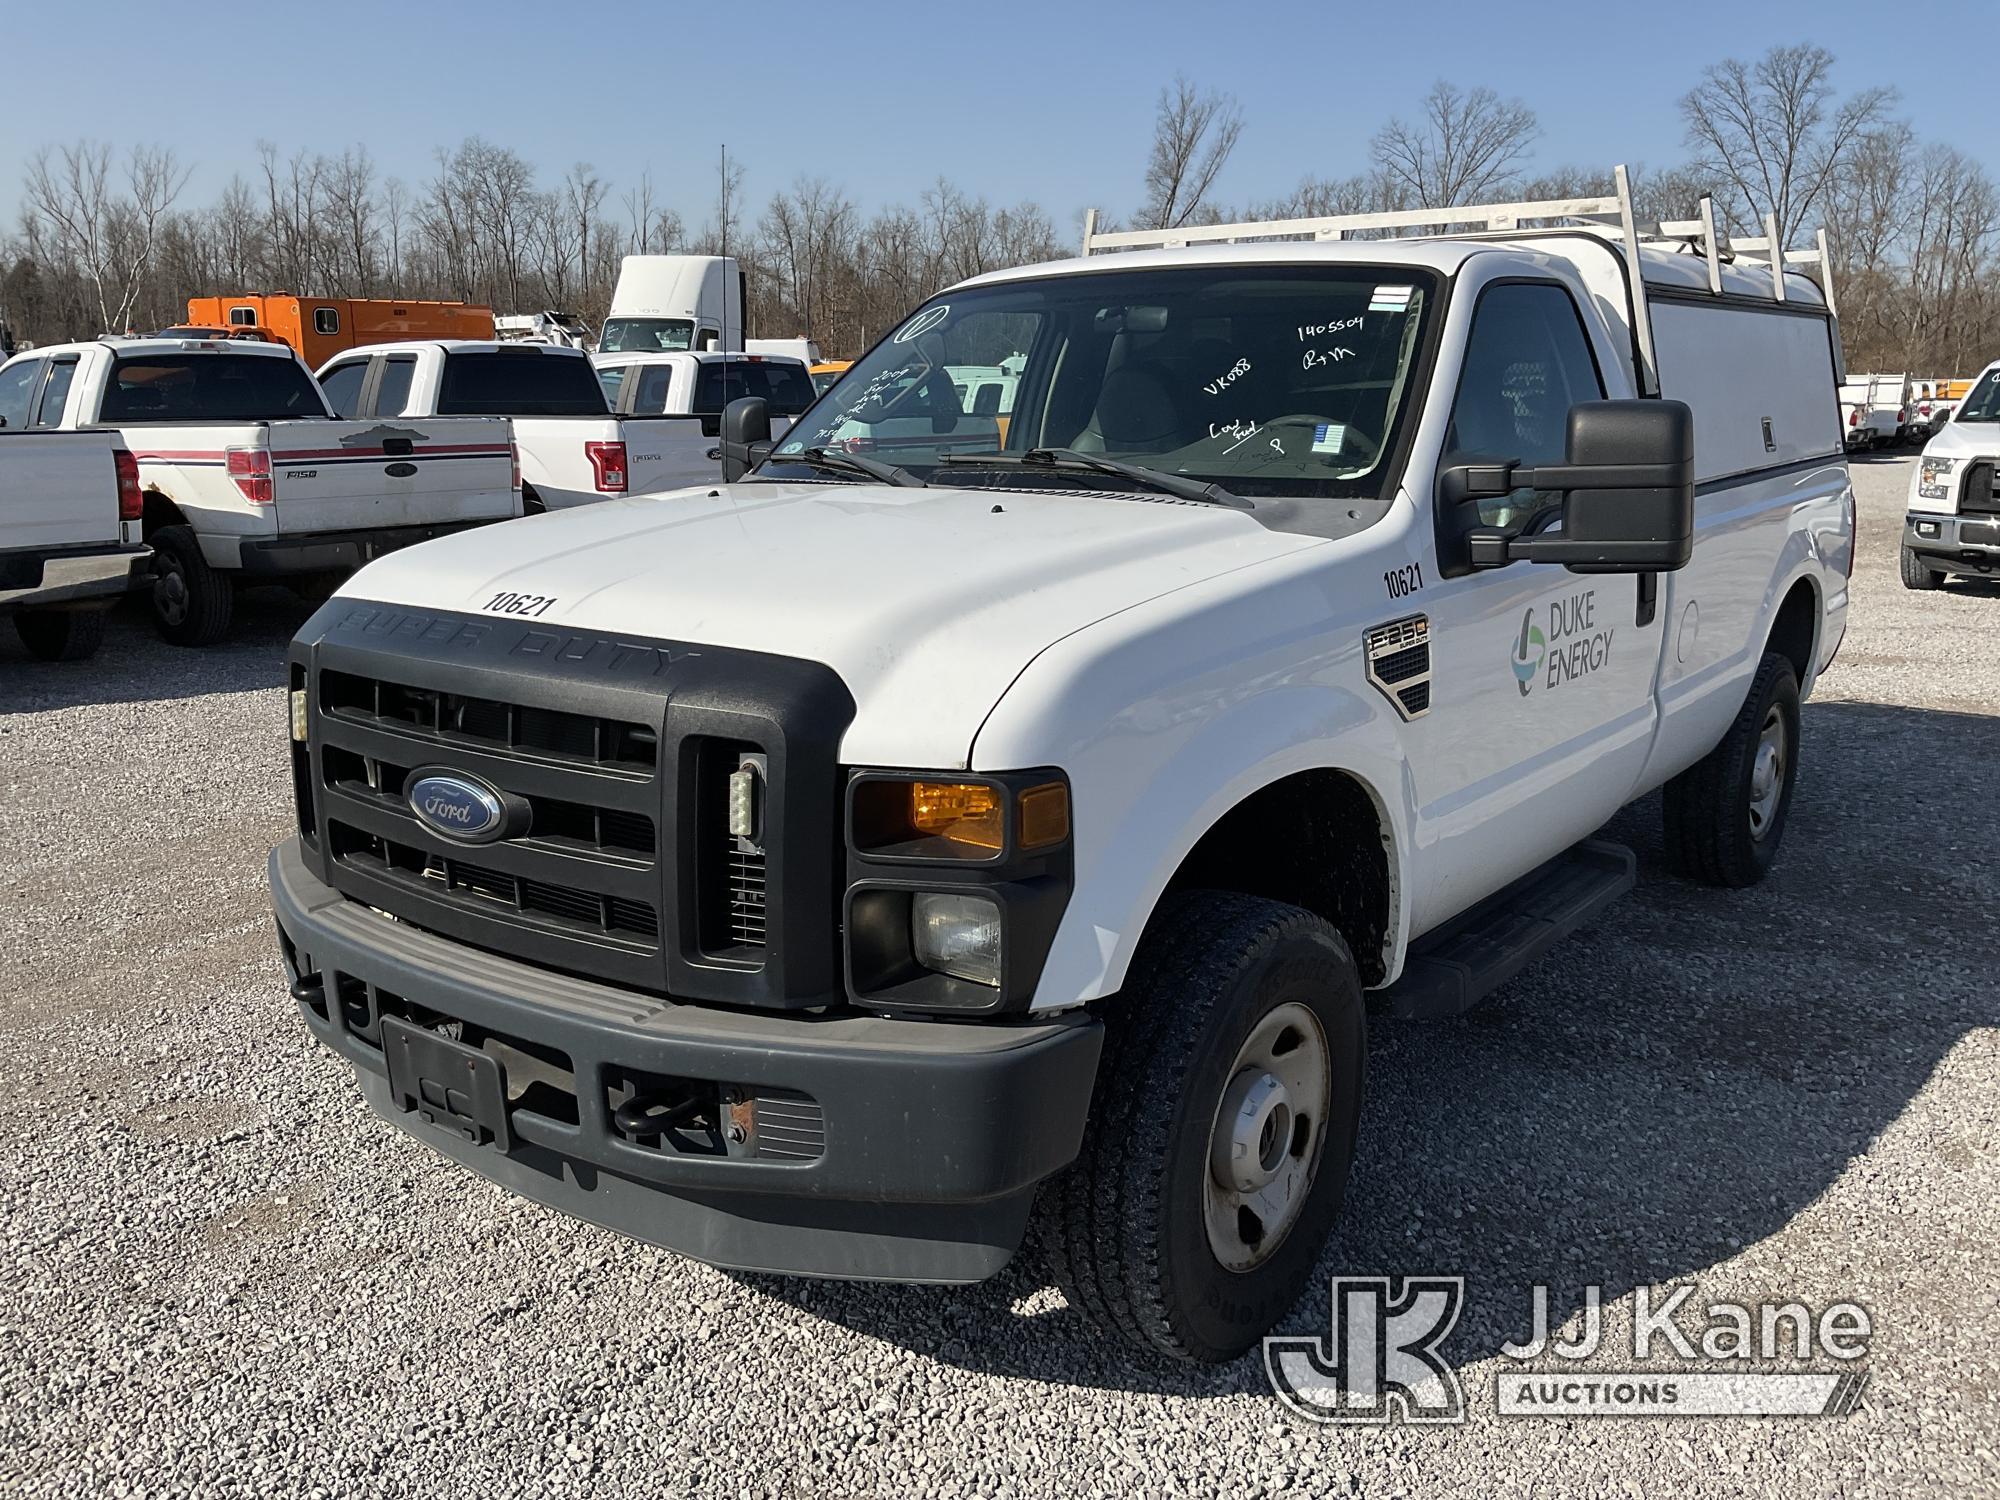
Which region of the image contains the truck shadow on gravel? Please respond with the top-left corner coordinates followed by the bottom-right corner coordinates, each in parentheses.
top-left (0, 589), bottom-right (313, 714)
top-left (739, 699), bottom-right (1995, 1396)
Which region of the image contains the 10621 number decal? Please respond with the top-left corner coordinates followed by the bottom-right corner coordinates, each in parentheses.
top-left (1383, 562), bottom-right (1424, 599)
top-left (484, 591), bottom-right (558, 618)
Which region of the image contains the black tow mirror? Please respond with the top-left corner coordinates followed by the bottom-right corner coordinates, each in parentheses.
top-left (718, 396), bottom-right (773, 483)
top-left (1444, 400), bottom-right (1695, 574)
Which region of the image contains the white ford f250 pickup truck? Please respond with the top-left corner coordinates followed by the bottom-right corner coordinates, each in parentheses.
top-left (318, 341), bottom-right (697, 513)
top-left (0, 353), bottom-right (147, 660)
top-left (1902, 358), bottom-right (2000, 589)
top-left (590, 351), bottom-right (816, 488)
top-left (270, 175), bottom-right (1854, 1364)
top-left (2, 338), bottom-right (519, 646)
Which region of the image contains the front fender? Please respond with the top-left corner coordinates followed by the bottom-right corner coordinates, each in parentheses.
top-left (970, 557), bottom-right (1415, 1010)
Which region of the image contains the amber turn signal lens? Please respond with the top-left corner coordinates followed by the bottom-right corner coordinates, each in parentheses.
top-left (1017, 782), bottom-right (1069, 848)
top-left (908, 781), bottom-right (1005, 850)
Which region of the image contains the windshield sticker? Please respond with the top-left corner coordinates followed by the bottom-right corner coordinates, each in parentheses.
top-left (892, 305), bottom-right (950, 343)
top-left (1312, 423), bottom-right (1346, 455)
top-left (1202, 357), bottom-right (1251, 397)
top-left (1370, 285), bottom-right (1415, 313)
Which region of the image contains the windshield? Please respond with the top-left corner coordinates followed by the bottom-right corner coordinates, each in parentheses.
top-left (599, 317), bottom-right (694, 353)
top-left (102, 353), bottom-right (326, 422)
top-left (766, 264), bottom-right (1436, 500)
top-left (1955, 370), bottom-right (2000, 424)
top-left (437, 350), bottom-right (610, 416)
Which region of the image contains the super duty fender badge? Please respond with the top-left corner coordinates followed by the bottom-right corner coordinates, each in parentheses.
top-left (1513, 590), bottom-right (1615, 697)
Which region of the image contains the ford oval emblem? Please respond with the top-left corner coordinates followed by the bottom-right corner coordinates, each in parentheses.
top-left (384, 461), bottom-right (418, 478)
top-left (408, 772), bottom-right (507, 843)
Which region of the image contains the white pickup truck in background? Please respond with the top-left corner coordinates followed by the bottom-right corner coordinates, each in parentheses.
top-left (0, 352), bottom-right (147, 659)
top-left (319, 341), bottom-right (716, 511)
top-left (1840, 372), bottom-right (1910, 449)
top-left (590, 351), bottom-right (817, 490)
top-left (2, 338), bottom-right (519, 646)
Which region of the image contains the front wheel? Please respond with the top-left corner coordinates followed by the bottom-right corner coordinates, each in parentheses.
top-left (1042, 891), bottom-right (1365, 1363)
top-left (1900, 545), bottom-right (1943, 591)
top-left (149, 525), bottom-right (233, 647)
top-left (1663, 651), bottom-right (1801, 887)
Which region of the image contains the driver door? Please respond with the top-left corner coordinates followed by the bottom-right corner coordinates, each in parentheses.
top-left (1406, 279), bottom-right (1666, 930)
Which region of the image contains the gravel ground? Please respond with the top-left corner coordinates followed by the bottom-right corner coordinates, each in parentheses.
top-left (1, 455), bottom-right (1995, 1498)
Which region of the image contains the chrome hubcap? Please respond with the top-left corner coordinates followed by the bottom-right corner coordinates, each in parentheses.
top-left (1748, 705), bottom-right (1787, 840)
top-left (1204, 1001), bottom-right (1330, 1272)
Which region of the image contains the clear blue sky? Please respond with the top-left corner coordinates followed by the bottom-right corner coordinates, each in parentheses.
top-left (5, 0), bottom-right (1994, 236)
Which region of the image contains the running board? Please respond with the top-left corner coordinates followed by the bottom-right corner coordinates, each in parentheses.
top-left (1371, 839), bottom-right (1637, 1019)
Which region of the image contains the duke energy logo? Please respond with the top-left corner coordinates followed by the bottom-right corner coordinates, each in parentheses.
top-left (1512, 609), bottom-right (1547, 696)
top-left (1513, 591), bottom-right (1616, 696)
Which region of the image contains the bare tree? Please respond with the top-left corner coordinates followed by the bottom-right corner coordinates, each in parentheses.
top-left (1371, 82), bottom-right (1538, 208)
top-left (1141, 76), bottom-right (1244, 229)
top-left (24, 140), bottom-right (190, 331)
top-left (1680, 43), bottom-right (1894, 245)
top-left (325, 147), bottom-right (379, 295)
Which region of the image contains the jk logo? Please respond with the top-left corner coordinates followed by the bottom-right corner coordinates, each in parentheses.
top-left (1264, 1276), bottom-right (1466, 1424)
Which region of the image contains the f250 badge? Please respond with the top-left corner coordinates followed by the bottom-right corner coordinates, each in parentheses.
top-left (1513, 591), bottom-right (1615, 697)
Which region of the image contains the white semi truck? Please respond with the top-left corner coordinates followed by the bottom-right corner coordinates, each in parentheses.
top-left (270, 174), bottom-right (1853, 1363)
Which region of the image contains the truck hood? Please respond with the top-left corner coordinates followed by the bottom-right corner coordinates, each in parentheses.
top-left (338, 480), bottom-right (1319, 767)
top-left (1923, 421), bottom-right (2000, 461)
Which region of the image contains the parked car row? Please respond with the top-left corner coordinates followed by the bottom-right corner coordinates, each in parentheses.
top-left (0, 317), bottom-right (815, 653)
top-left (1840, 371), bottom-right (1965, 450)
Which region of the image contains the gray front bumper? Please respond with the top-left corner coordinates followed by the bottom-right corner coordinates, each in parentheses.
top-left (1907, 512), bottom-right (2000, 572)
top-left (270, 837), bottom-right (1102, 1283)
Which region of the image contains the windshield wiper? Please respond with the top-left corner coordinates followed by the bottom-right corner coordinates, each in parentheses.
top-left (788, 445), bottom-right (927, 488)
top-left (937, 448), bottom-right (1250, 509)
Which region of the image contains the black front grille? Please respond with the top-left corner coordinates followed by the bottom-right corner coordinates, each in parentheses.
top-left (311, 661), bottom-right (670, 994)
top-left (321, 669), bottom-right (659, 768)
top-left (293, 603), bottom-right (855, 1010)
top-left (1964, 462), bottom-right (1999, 516)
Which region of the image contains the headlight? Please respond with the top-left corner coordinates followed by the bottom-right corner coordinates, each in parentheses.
top-left (1919, 456), bottom-right (1957, 501)
top-left (851, 776), bottom-right (1069, 859)
top-left (911, 892), bottom-right (1003, 986)
top-left (289, 685), bottom-right (309, 742)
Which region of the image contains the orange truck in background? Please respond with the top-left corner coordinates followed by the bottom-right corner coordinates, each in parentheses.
top-left (183, 295), bottom-right (496, 369)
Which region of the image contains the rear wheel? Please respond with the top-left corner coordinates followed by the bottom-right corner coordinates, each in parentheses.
top-left (1664, 651), bottom-right (1801, 887)
top-left (149, 525), bottom-right (233, 647)
top-left (1900, 545), bottom-right (1943, 591)
top-left (1043, 891), bottom-right (1365, 1364)
top-left (14, 606), bottom-right (107, 661)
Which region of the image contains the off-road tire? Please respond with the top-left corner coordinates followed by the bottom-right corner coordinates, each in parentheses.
top-left (1899, 545), bottom-right (1943, 591)
top-left (1663, 651), bottom-right (1801, 887)
top-left (14, 606), bottom-right (107, 661)
top-left (1043, 890), bottom-right (1366, 1364)
top-left (149, 525), bottom-right (233, 647)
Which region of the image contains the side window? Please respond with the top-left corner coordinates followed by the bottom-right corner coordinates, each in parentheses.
top-left (0, 359), bottom-right (42, 431)
top-left (1445, 282), bottom-right (1605, 531)
top-left (374, 357), bottom-right (417, 416)
top-left (34, 358), bottom-right (77, 426)
top-left (319, 360), bottom-right (368, 419)
top-left (596, 364), bottom-right (627, 409)
top-left (313, 307), bottom-right (340, 335)
top-left (229, 306), bottom-right (257, 326)
top-left (635, 365), bottom-right (672, 413)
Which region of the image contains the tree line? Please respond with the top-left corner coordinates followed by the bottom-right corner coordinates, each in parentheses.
top-left (2, 42), bottom-right (1993, 374)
